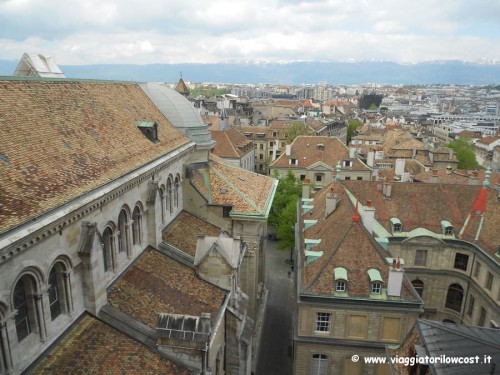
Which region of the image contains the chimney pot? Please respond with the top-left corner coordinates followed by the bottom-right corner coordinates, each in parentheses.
top-left (366, 200), bottom-right (372, 207)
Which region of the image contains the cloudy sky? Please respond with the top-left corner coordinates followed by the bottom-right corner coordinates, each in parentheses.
top-left (1, 0), bottom-right (499, 65)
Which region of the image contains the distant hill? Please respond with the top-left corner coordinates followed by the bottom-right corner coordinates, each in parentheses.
top-left (1, 60), bottom-right (499, 85)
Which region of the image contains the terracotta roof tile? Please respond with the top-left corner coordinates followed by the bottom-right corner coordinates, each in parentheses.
top-left (211, 128), bottom-right (254, 158)
top-left (163, 211), bottom-right (222, 257)
top-left (30, 314), bottom-right (190, 375)
top-left (301, 183), bottom-right (418, 301)
top-left (270, 136), bottom-right (370, 171)
top-left (0, 79), bottom-right (190, 234)
top-left (342, 180), bottom-right (500, 256)
top-left (191, 157), bottom-right (277, 216)
top-left (108, 248), bottom-right (226, 329)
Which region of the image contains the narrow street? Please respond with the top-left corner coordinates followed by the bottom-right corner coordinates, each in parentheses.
top-left (256, 239), bottom-right (294, 375)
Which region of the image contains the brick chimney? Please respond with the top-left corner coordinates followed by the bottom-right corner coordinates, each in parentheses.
top-left (285, 143), bottom-right (292, 156)
top-left (387, 256), bottom-right (404, 297)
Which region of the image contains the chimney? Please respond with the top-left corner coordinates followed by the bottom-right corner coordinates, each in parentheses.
top-left (469, 170), bottom-right (480, 186)
top-left (387, 256), bottom-right (404, 297)
top-left (285, 144), bottom-right (291, 156)
top-left (349, 145), bottom-right (356, 159)
top-left (449, 148), bottom-right (454, 160)
top-left (412, 147), bottom-right (417, 158)
top-left (302, 179), bottom-right (311, 200)
top-left (430, 169), bottom-right (439, 183)
top-left (367, 150), bottom-right (375, 167)
top-left (352, 200), bottom-right (360, 223)
top-left (394, 158), bottom-right (405, 177)
top-left (325, 190), bottom-right (338, 218)
top-left (383, 181), bottom-right (392, 198)
top-left (362, 200), bottom-right (376, 234)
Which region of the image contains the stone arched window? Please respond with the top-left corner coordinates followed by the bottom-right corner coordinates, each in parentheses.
top-left (159, 185), bottom-right (166, 223)
top-left (132, 204), bottom-right (142, 245)
top-left (102, 226), bottom-right (115, 272)
top-left (311, 354), bottom-right (328, 375)
top-left (167, 177), bottom-right (173, 214)
top-left (445, 283), bottom-right (464, 312)
top-left (48, 260), bottom-right (73, 321)
top-left (174, 175), bottom-right (180, 208)
top-left (117, 208), bottom-right (130, 254)
top-left (0, 302), bottom-right (12, 373)
top-left (13, 274), bottom-right (44, 342)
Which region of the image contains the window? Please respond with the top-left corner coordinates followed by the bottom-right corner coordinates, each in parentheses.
top-left (159, 186), bottom-right (166, 223)
top-left (343, 160), bottom-right (352, 167)
top-left (412, 279), bottom-right (424, 298)
top-left (14, 278), bottom-right (32, 341)
top-left (453, 253), bottom-right (469, 271)
top-left (414, 250), bottom-right (427, 266)
top-left (290, 158), bottom-right (297, 165)
top-left (102, 226), bottom-right (114, 272)
top-left (174, 176), bottom-right (180, 208)
top-left (136, 121), bottom-right (158, 143)
top-left (259, 144), bottom-right (264, 150)
top-left (467, 295), bottom-right (475, 317)
top-left (167, 179), bottom-right (173, 214)
top-left (485, 272), bottom-right (494, 291)
top-left (315, 312), bottom-right (331, 333)
top-left (336, 280), bottom-right (346, 292)
top-left (311, 354), bottom-right (328, 375)
top-left (344, 176), bottom-right (351, 180)
top-left (445, 283), bottom-right (464, 312)
top-left (48, 267), bottom-right (62, 320)
top-left (300, 174), bottom-right (306, 181)
top-left (371, 282), bottom-right (382, 294)
top-left (474, 261), bottom-right (482, 278)
top-left (272, 131), bottom-right (277, 137)
top-left (132, 206), bottom-right (142, 245)
top-left (315, 174), bottom-right (323, 182)
top-left (356, 176), bottom-right (363, 180)
top-left (269, 141), bottom-right (274, 147)
top-left (118, 209), bottom-right (129, 254)
top-left (223, 206), bottom-right (232, 218)
top-left (478, 307), bottom-right (486, 326)
top-left (259, 154), bottom-right (263, 160)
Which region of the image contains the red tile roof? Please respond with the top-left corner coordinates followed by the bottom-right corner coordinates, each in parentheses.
top-left (211, 128), bottom-right (254, 158)
top-left (107, 248), bottom-right (226, 329)
top-left (30, 314), bottom-right (190, 374)
top-left (0, 79), bottom-right (190, 234)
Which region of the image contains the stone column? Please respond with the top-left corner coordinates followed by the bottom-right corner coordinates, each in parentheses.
top-left (62, 272), bottom-right (74, 316)
top-left (125, 223), bottom-right (132, 258)
top-left (0, 321), bottom-right (13, 372)
top-left (34, 293), bottom-right (47, 342)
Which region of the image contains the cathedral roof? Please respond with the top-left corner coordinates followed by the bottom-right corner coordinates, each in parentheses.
top-left (0, 78), bottom-right (190, 234)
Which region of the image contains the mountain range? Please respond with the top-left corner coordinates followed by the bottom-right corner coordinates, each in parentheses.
top-left (1, 59), bottom-right (499, 85)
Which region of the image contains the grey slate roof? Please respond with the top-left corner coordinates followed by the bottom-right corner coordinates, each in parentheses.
top-left (417, 319), bottom-right (500, 375)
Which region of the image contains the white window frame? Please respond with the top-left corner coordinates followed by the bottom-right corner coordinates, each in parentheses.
top-left (371, 282), bottom-right (382, 294)
top-left (335, 280), bottom-right (346, 292)
top-left (315, 312), bottom-right (331, 333)
top-left (311, 354), bottom-right (328, 375)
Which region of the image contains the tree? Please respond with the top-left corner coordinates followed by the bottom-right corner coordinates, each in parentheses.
top-left (268, 171), bottom-right (301, 229)
top-left (276, 200), bottom-right (297, 252)
top-left (347, 119), bottom-right (363, 144)
top-left (285, 122), bottom-right (310, 142)
top-left (447, 138), bottom-right (479, 169)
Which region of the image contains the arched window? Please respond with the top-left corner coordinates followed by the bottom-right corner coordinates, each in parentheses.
top-left (102, 226), bottom-right (114, 272)
top-left (411, 279), bottom-right (424, 298)
top-left (118, 209), bottom-right (129, 254)
top-left (48, 267), bottom-right (62, 320)
top-left (445, 283), bottom-right (464, 312)
top-left (311, 354), bottom-right (328, 375)
top-left (132, 205), bottom-right (142, 245)
top-left (13, 277), bottom-right (36, 342)
top-left (174, 175), bottom-right (180, 208)
top-left (167, 178), bottom-right (173, 214)
top-left (159, 185), bottom-right (166, 223)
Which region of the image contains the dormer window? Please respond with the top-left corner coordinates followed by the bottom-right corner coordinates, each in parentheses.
top-left (390, 218), bottom-right (403, 233)
top-left (290, 158), bottom-right (298, 165)
top-left (441, 220), bottom-right (454, 236)
top-left (368, 268), bottom-right (383, 295)
top-left (343, 160), bottom-right (352, 167)
top-left (317, 144), bottom-right (325, 151)
top-left (371, 282), bottom-right (382, 294)
top-left (136, 120), bottom-right (159, 143)
top-left (334, 267), bottom-right (348, 294)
